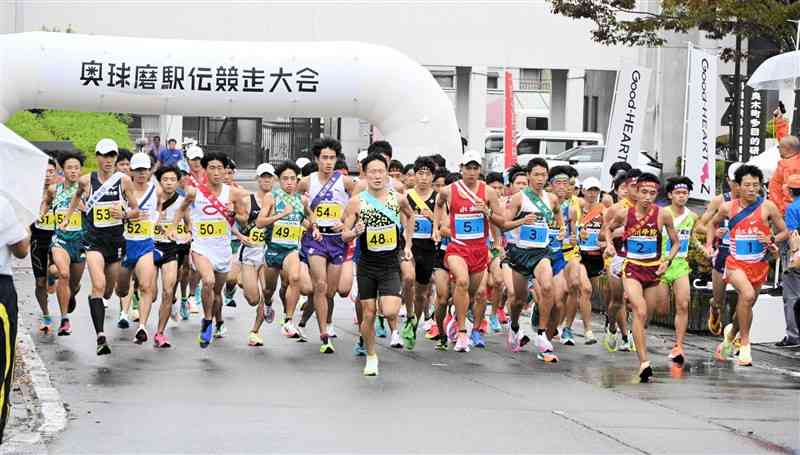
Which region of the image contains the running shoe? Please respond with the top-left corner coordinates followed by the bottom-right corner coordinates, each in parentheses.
top-left (560, 327), bottom-right (576, 346)
top-left (478, 319), bottom-right (489, 334)
top-left (535, 333), bottom-right (558, 363)
top-left (39, 315), bottom-right (52, 334)
top-left (389, 330), bottom-right (403, 348)
top-left (435, 337), bottom-right (448, 351)
top-left (446, 318), bottom-right (458, 343)
top-left (179, 298), bottom-right (190, 321)
top-left (117, 312), bottom-right (130, 329)
top-left (133, 327), bottom-right (148, 345)
top-left (295, 326), bottom-right (308, 343)
top-left (425, 323), bottom-right (439, 340)
top-left (188, 296), bottom-right (200, 314)
top-left (454, 332), bottom-right (471, 352)
top-left (281, 321), bottom-right (300, 338)
top-left (707, 299), bottom-right (722, 336)
top-left (489, 314), bottom-right (503, 334)
top-left (619, 335), bottom-right (632, 352)
top-left (470, 329), bottom-right (486, 348)
top-left (67, 294), bottom-right (77, 314)
top-left (154, 332), bottom-right (171, 348)
top-left (327, 325), bottom-right (337, 339)
top-left (584, 329), bottom-right (597, 345)
top-left (603, 327), bottom-right (618, 352)
top-left (320, 340), bottom-right (335, 354)
top-left (265, 305), bottom-right (276, 324)
top-left (248, 331), bottom-right (264, 347)
top-left (130, 308), bottom-right (140, 323)
top-left (96, 335), bottom-right (111, 356)
top-left (363, 354), bottom-right (379, 376)
top-left (668, 345), bottom-right (685, 364)
top-left (401, 319), bottom-right (417, 350)
top-left (737, 344), bottom-right (753, 366)
top-left (639, 361), bottom-right (653, 383)
top-left (353, 340), bottom-right (367, 357)
top-left (214, 323), bottom-right (227, 338)
top-left (506, 327), bottom-right (528, 352)
top-left (375, 317), bottom-right (388, 338)
top-left (497, 306), bottom-right (508, 324)
top-left (57, 318), bottom-right (72, 336)
top-left (198, 322), bottom-right (213, 348)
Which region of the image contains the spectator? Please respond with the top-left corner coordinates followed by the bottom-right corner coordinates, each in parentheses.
top-left (157, 138), bottom-right (182, 169)
top-left (0, 194), bottom-right (30, 443)
top-left (772, 102), bottom-right (789, 142)
top-left (146, 135), bottom-right (162, 167)
top-left (779, 175), bottom-right (800, 348)
top-left (768, 135), bottom-right (800, 215)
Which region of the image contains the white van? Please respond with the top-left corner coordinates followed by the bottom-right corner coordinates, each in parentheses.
top-left (483, 130), bottom-right (604, 172)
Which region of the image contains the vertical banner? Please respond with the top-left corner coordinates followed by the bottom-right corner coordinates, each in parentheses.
top-left (504, 70), bottom-right (515, 168)
top-left (682, 46), bottom-right (717, 201)
top-left (602, 64), bottom-right (652, 191)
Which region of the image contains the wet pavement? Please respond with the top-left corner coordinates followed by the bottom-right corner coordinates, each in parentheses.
top-left (10, 265), bottom-right (800, 454)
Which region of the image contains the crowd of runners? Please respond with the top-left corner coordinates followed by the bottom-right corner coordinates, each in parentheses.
top-left (30, 136), bottom-right (788, 381)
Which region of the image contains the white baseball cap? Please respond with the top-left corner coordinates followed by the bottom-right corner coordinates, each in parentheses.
top-left (460, 149), bottom-right (482, 166)
top-left (95, 138), bottom-right (119, 155)
top-left (130, 153), bottom-right (152, 170)
top-left (257, 162), bottom-right (276, 177)
top-left (296, 157), bottom-right (311, 168)
top-left (582, 176), bottom-right (601, 190)
top-left (728, 162), bottom-right (743, 181)
top-left (186, 145), bottom-right (204, 160)
top-left (357, 149), bottom-right (368, 161)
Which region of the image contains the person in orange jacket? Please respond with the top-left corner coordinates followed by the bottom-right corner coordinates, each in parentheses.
top-left (768, 135), bottom-right (800, 215)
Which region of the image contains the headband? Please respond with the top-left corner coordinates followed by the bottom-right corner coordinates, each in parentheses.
top-left (550, 174), bottom-right (570, 183)
top-left (638, 180), bottom-right (660, 189)
top-left (672, 183), bottom-right (689, 191)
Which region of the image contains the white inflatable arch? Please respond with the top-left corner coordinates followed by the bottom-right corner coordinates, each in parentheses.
top-left (0, 32), bottom-right (462, 168)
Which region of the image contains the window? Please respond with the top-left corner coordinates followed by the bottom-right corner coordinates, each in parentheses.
top-left (525, 117), bottom-right (548, 130)
top-left (433, 73), bottom-right (454, 89)
top-left (487, 74), bottom-right (499, 90)
top-left (583, 96), bottom-right (590, 132)
top-left (591, 96), bottom-right (599, 132)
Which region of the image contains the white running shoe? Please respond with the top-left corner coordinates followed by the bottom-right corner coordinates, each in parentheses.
top-left (327, 325), bottom-right (337, 339)
top-left (389, 330), bottom-right (402, 348)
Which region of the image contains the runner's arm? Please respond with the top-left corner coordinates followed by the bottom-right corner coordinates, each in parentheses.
top-left (486, 186), bottom-right (505, 228)
top-left (695, 195), bottom-right (721, 236)
top-left (704, 203), bottom-right (729, 252)
top-left (61, 175), bottom-right (88, 223)
top-left (39, 185), bottom-right (55, 219)
top-left (399, 196), bottom-right (415, 250)
top-left (432, 186), bottom-right (450, 241)
top-left (119, 175), bottom-right (140, 220)
top-left (255, 194), bottom-right (289, 228)
top-left (340, 197), bottom-right (362, 243)
top-left (661, 210), bottom-right (680, 264)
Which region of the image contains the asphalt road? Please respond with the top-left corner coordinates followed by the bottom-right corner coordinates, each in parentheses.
top-left (11, 265), bottom-right (800, 454)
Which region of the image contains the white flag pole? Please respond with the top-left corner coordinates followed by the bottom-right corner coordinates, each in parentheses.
top-left (680, 42), bottom-right (693, 177)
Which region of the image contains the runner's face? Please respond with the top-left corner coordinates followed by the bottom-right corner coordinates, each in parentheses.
top-left (489, 181), bottom-right (504, 196)
top-left (529, 166), bottom-right (547, 191)
top-left (45, 165), bottom-right (56, 185)
top-left (224, 168), bottom-right (235, 184)
top-left (258, 174), bottom-right (273, 192)
top-left (132, 168), bottom-right (150, 184)
top-left (512, 175), bottom-right (528, 194)
top-left (415, 168), bottom-right (433, 190)
top-left (738, 175), bottom-right (761, 202)
top-left (365, 159), bottom-right (387, 190)
top-left (159, 173), bottom-right (178, 193)
top-left (405, 169), bottom-right (416, 188)
top-left (551, 178), bottom-right (569, 199)
top-left (115, 160), bottom-right (130, 175)
top-left (206, 160), bottom-right (226, 185)
top-left (316, 148), bottom-right (337, 174)
top-left (669, 188), bottom-right (689, 207)
top-left (279, 170), bottom-right (298, 193)
top-left (585, 188), bottom-right (599, 203)
top-left (189, 158), bottom-right (202, 171)
top-left (97, 153), bottom-right (116, 173)
top-left (62, 158), bottom-right (82, 183)
top-left (389, 168), bottom-right (402, 180)
top-left (462, 163), bottom-right (481, 183)
top-left (637, 183), bottom-right (658, 207)
top-left (432, 177), bottom-right (445, 192)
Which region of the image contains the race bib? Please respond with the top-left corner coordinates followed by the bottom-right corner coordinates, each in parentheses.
top-left (453, 213), bottom-right (485, 240)
top-left (578, 227), bottom-right (600, 251)
top-left (366, 224), bottom-right (397, 252)
top-left (35, 212), bottom-right (56, 231)
top-left (413, 215), bottom-right (433, 240)
top-left (248, 228), bottom-right (266, 246)
top-left (125, 220), bottom-right (155, 240)
top-left (626, 235), bottom-right (658, 260)
top-left (733, 234), bottom-right (765, 261)
top-left (55, 209), bottom-right (82, 232)
top-left (665, 229), bottom-right (691, 258)
top-left (271, 220), bottom-right (303, 247)
top-left (314, 202), bottom-right (342, 222)
top-left (517, 222), bottom-right (548, 249)
top-left (548, 228), bottom-right (563, 251)
top-left (93, 201), bottom-right (122, 228)
top-left (197, 220), bottom-right (229, 239)
top-left (153, 222), bottom-right (188, 242)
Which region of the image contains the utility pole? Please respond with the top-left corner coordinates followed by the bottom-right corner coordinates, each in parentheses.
top-left (730, 33), bottom-right (742, 163)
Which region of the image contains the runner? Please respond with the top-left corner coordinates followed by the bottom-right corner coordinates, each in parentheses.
top-left (341, 153), bottom-right (415, 375)
top-left (31, 158), bottom-right (59, 333)
top-left (43, 152), bottom-right (86, 337)
top-left (153, 165), bottom-right (190, 347)
top-left (604, 172), bottom-right (680, 382)
top-left (115, 153), bottom-right (163, 346)
top-left (296, 138), bottom-right (357, 354)
top-left (565, 176), bottom-right (606, 345)
top-left (559, 166), bottom-right (587, 346)
top-left (696, 162), bottom-right (742, 336)
top-left (483, 172), bottom-right (507, 337)
top-left (175, 161), bottom-right (194, 320)
top-left (428, 171), bottom-right (460, 350)
top-left (501, 158), bottom-right (561, 361)
top-left (657, 176), bottom-right (698, 364)
top-left (400, 156), bottom-right (438, 350)
top-left (171, 151), bottom-right (250, 348)
top-left (434, 150), bottom-right (504, 353)
top-left (224, 158), bottom-right (242, 311)
top-left (705, 164), bottom-right (787, 367)
top-left (184, 145), bottom-right (206, 315)
top-left (62, 139), bottom-right (141, 355)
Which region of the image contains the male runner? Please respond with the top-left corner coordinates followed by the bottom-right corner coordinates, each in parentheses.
top-left (428, 172), bottom-right (460, 349)
top-left (342, 153), bottom-right (414, 375)
top-left (32, 158), bottom-right (58, 333)
top-left (184, 144), bottom-right (206, 314)
top-left (496, 164), bottom-right (528, 331)
top-left (559, 167), bottom-right (586, 345)
top-left (172, 152), bottom-right (250, 348)
top-left (62, 139), bottom-right (140, 355)
top-left (483, 172), bottom-right (507, 336)
top-left (705, 165), bottom-right (787, 366)
top-left (658, 176), bottom-right (698, 364)
top-left (605, 172), bottom-right (680, 382)
top-left (434, 150), bottom-right (504, 352)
